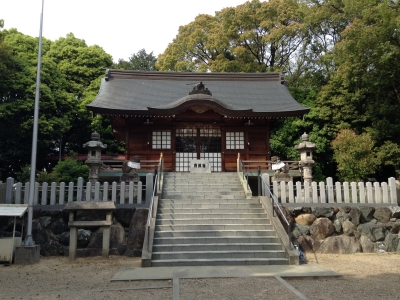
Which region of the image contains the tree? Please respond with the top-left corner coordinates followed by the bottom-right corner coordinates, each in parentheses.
top-left (157, 0), bottom-right (307, 72)
top-left (115, 49), bottom-right (157, 71)
top-left (316, 0), bottom-right (400, 180)
top-left (45, 33), bottom-right (114, 156)
top-left (332, 129), bottom-right (378, 181)
top-left (46, 33), bottom-right (113, 99)
top-left (0, 29), bottom-right (80, 178)
top-left (51, 157), bottom-right (89, 183)
top-left (0, 30), bottom-right (116, 180)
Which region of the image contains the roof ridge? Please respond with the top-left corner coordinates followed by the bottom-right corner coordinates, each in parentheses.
top-left (105, 69), bottom-right (282, 82)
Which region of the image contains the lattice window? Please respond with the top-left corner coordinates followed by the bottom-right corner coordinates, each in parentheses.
top-left (226, 132), bottom-right (244, 149)
top-left (152, 131), bottom-right (171, 149)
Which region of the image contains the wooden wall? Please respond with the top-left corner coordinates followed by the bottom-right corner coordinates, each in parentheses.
top-left (111, 111), bottom-right (271, 172)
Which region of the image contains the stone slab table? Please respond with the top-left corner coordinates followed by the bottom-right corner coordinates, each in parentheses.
top-left (63, 201), bottom-right (116, 260)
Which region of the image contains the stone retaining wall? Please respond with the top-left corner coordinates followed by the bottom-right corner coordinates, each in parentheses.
top-left (280, 206), bottom-right (400, 254)
top-left (0, 207), bottom-right (148, 257)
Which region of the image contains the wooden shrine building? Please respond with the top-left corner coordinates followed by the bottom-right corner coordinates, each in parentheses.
top-left (87, 70), bottom-right (309, 172)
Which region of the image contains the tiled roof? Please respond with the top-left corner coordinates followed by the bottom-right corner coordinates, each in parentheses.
top-left (87, 70), bottom-right (309, 117)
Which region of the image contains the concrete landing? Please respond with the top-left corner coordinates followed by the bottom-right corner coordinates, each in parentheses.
top-left (111, 264), bottom-right (340, 281)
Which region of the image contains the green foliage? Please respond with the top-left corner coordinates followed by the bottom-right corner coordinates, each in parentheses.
top-left (0, 29), bottom-right (116, 180)
top-left (115, 49), bottom-right (157, 71)
top-left (332, 129), bottom-right (378, 181)
top-left (157, 0), bottom-right (307, 72)
top-left (51, 157), bottom-right (89, 183)
top-left (376, 141), bottom-right (400, 179)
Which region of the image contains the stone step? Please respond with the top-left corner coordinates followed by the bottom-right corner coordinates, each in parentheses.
top-left (152, 243), bottom-right (283, 252)
top-left (162, 191), bottom-right (246, 196)
top-left (162, 187), bottom-right (244, 192)
top-left (154, 230), bottom-right (276, 238)
top-left (164, 173), bottom-right (238, 177)
top-left (159, 198), bottom-right (260, 204)
top-left (156, 218), bottom-right (270, 225)
top-left (152, 250), bottom-right (287, 260)
top-left (150, 172), bottom-right (288, 267)
top-left (155, 224), bottom-right (273, 231)
top-left (151, 258), bottom-right (289, 267)
top-left (153, 236), bottom-right (281, 245)
top-left (161, 194), bottom-right (246, 200)
top-left (157, 203), bottom-right (262, 209)
top-left (156, 213), bottom-right (268, 219)
top-left (157, 208), bottom-right (265, 214)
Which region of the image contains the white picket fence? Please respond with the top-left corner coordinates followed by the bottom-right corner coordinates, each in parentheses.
top-left (261, 174), bottom-right (399, 207)
top-left (3, 176), bottom-right (156, 206)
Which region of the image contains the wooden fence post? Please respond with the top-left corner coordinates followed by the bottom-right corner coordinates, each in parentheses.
top-left (137, 181), bottom-right (142, 204)
top-left (389, 177), bottom-right (397, 204)
top-left (103, 182), bottom-right (109, 201)
top-left (42, 182), bottom-right (48, 205)
top-left (343, 182), bottom-right (350, 203)
top-left (5, 177), bottom-right (14, 204)
top-left (146, 173), bottom-right (154, 203)
top-left (77, 177), bottom-right (84, 202)
top-left (327, 177), bottom-right (334, 203)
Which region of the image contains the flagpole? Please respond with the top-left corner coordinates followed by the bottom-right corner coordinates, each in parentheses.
top-left (23, 0), bottom-right (44, 246)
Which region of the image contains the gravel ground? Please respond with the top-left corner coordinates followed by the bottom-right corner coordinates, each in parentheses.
top-left (1, 252), bottom-right (400, 300)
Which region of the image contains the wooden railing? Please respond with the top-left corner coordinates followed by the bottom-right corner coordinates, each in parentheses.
top-left (261, 174), bottom-right (398, 207)
top-left (2, 177), bottom-right (151, 206)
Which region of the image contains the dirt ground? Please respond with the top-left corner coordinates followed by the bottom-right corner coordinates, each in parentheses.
top-left (1, 252), bottom-right (400, 300)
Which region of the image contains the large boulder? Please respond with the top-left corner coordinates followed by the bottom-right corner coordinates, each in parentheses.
top-left (384, 221), bottom-right (400, 234)
top-left (295, 214), bottom-right (316, 226)
top-left (388, 206), bottom-right (400, 219)
top-left (348, 208), bottom-right (361, 226)
top-left (114, 208), bottom-right (136, 228)
top-left (77, 229), bottom-right (91, 248)
top-left (359, 207), bottom-right (375, 223)
top-left (50, 218), bottom-right (69, 235)
top-left (384, 233), bottom-right (399, 252)
top-left (359, 235), bottom-right (375, 253)
top-left (335, 210), bottom-right (350, 223)
top-left (274, 207), bottom-right (294, 232)
top-left (290, 207), bottom-right (312, 215)
top-left (319, 235), bottom-right (361, 254)
top-left (40, 240), bottom-right (68, 256)
top-left (357, 222), bottom-right (387, 242)
top-left (297, 235), bottom-right (320, 253)
top-left (310, 218), bottom-right (335, 240)
top-left (88, 223), bottom-right (126, 249)
top-left (373, 207), bottom-right (392, 224)
top-left (125, 208), bottom-right (148, 256)
top-left (292, 224), bottom-right (310, 239)
top-left (32, 218), bottom-right (50, 245)
top-left (333, 219), bottom-right (342, 233)
top-left (57, 231), bottom-right (70, 246)
top-left (342, 220), bottom-right (357, 236)
top-left (312, 207), bottom-right (335, 218)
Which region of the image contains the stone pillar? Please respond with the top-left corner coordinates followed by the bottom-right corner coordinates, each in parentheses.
top-left (83, 132), bottom-right (107, 200)
top-left (83, 132), bottom-right (107, 186)
top-left (294, 133), bottom-right (316, 183)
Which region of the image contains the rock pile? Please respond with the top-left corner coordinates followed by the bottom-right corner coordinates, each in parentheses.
top-left (287, 206), bottom-right (400, 254)
top-left (0, 207), bottom-right (148, 257)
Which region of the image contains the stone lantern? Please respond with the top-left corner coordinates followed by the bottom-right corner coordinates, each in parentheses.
top-left (83, 131), bottom-right (107, 185)
top-left (295, 132), bottom-right (316, 183)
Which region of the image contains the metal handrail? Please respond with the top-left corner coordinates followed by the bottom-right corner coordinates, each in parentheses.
top-left (238, 158), bottom-right (251, 191)
top-left (146, 154), bottom-right (164, 252)
top-left (259, 175), bottom-right (290, 228)
top-left (147, 171), bottom-right (158, 251)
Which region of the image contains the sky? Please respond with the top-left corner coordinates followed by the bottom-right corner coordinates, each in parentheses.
top-left (2, 0), bottom-right (247, 62)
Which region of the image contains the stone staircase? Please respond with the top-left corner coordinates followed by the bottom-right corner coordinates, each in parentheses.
top-left (151, 172), bottom-right (289, 266)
